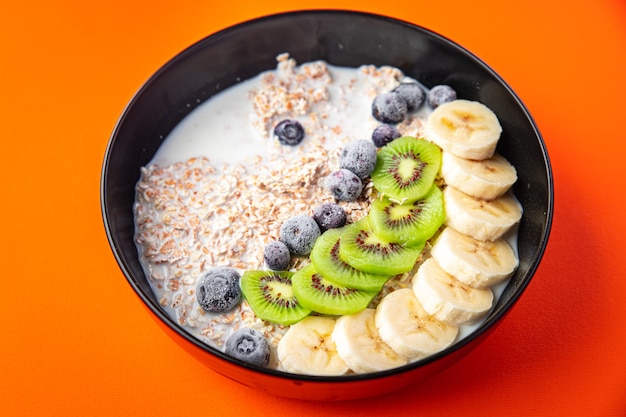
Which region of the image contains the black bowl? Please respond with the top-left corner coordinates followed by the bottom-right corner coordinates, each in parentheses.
top-left (101, 10), bottom-right (553, 401)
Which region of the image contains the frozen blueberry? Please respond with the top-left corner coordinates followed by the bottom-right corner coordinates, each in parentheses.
top-left (392, 82), bottom-right (425, 111)
top-left (225, 328), bottom-right (270, 367)
top-left (263, 240), bottom-right (291, 271)
top-left (427, 85), bottom-right (457, 108)
top-left (325, 169), bottom-right (363, 202)
top-left (196, 267), bottom-right (242, 313)
top-left (371, 124), bottom-right (401, 148)
top-left (273, 119), bottom-right (305, 146)
top-left (312, 203), bottom-right (347, 232)
top-left (279, 214), bottom-right (321, 256)
top-left (339, 140), bottom-right (378, 179)
top-left (371, 92), bottom-right (408, 124)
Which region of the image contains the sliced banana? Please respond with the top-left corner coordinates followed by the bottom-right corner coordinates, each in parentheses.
top-left (443, 185), bottom-right (522, 242)
top-left (332, 308), bottom-right (407, 373)
top-left (277, 316), bottom-right (349, 376)
top-left (441, 151), bottom-right (517, 200)
top-left (375, 288), bottom-right (458, 361)
top-left (425, 99), bottom-right (502, 160)
top-left (430, 227), bottom-right (518, 289)
top-left (412, 258), bottom-right (494, 325)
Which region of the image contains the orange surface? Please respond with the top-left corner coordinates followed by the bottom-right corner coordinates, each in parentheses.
top-left (2, 0), bottom-right (626, 415)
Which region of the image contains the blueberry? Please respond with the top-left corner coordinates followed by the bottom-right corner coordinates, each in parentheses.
top-left (427, 85), bottom-right (457, 108)
top-left (392, 82), bottom-right (425, 111)
top-left (339, 140), bottom-right (378, 180)
top-left (371, 124), bottom-right (401, 148)
top-left (196, 267), bottom-right (242, 313)
top-left (225, 328), bottom-right (270, 367)
top-left (273, 119), bottom-right (305, 146)
top-left (325, 169), bottom-right (363, 202)
top-left (279, 214), bottom-right (321, 256)
top-left (371, 92), bottom-right (407, 124)
top-left (264, 240), bottom-right (291, 271)
top-left (312, 203), bottom-right (347, 232)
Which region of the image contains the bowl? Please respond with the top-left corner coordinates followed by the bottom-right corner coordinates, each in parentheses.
top-left (101, 10), bottom-right (553, 401)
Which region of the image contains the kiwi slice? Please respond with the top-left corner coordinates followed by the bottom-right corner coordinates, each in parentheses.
top-left (240, 270), bottom-right (311, 325)
top-left (310, 228), bottom-right (391, 292)
top-left (339, 217), bottom-right (423, 276)
top-left (370, 136), bottom-right (441, 203)
top-left (369, 184), bottom-right (445, 247)
top-left (291, 263), bottom-right (377, 316)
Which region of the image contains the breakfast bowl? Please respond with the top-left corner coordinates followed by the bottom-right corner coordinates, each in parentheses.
top-left (101, 10), bottom-right (553, 401)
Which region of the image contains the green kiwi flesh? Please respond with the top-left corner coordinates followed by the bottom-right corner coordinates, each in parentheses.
top-left (339, 217), bottom-right (424, 276)
top-left (291, 263), bottom-right (377, 316)
top-left (369, 184), bottom-right (445, 247)
top-left (370, 136), bottom-right (442, 203)
top-left (240, 270), bottom-right (311, 325)
top-left (310, 228), bottom-right (391, 292)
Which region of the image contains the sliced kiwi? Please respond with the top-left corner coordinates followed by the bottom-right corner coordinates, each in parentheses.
top-left (369, 184), bottom-right (445, 247)
top-left (310, 228), bottom-right (391, 292)
top-left (339, 216), bottom-right (423, 276)
top-left (370, 136), bottom-right (441, 203)
top-left (240, 270), bottom-right (311, 325)
top-left (291, 263), bottom-right (377, 316)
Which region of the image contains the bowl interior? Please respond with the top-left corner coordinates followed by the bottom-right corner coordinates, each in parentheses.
top-left (102, 10), bottom-right (553, 380)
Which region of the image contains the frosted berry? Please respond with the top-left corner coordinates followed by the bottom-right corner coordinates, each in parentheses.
top-left (279, 215), bottom-right (321, 256)
top-left (372, 124), bottom-right (401, 148)
top-left (312, 203), bottom-right (347, 232)
top-left (393, 82), bottom-right (425, 111)
top-left (325, 169), bottom-right (363, 202)
top-left (196, 267), bottom-right (242, 313)
top-left (427, 85), bottom-right (457, 108)
top-left (274, 119), bottom-right (305, 145)
top-left (225, 328), bottom-right (271, 367)
top-left (264, 240), bottom-right (291, 271)
top-left (339, 140), bottom-right (378, 179)
top-left (371, 92), bottom-right (407, 124)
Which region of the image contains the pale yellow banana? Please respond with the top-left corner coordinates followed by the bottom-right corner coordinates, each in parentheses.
top-left (425, 99), bottom-right (502, 160)
top-left (331, 308), bottom-right (407, 373)
top-left (430, 226), bottom-right (519, 289)
top-left (277, 316), bottom-right (349, 376)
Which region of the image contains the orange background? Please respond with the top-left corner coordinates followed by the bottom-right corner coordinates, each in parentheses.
top-left (2, 0), bottom-right (626, 415)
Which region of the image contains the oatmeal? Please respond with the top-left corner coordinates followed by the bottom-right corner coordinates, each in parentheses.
top-left (133, 54), bottom-right (519, 373)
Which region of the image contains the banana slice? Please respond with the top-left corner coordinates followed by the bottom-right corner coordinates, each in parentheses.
top-left (277, 316), bottom-right (349, 376)
top-left (332, 308), bottom-right (407, 373)
top-left (375, 288), bottom-right (458, 361)
top-left (441, 151), bottom-right (517, 200)
top-left (443, 185), bottom-right (522, 242)
top-left (430, 227), bottom-right (518, 288)
top-left (425, 99), bottom-right (502, 160)
top-left (412, 258), bottom-right (494, 325)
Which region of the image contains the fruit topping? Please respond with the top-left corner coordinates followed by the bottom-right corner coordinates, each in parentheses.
top-left (427, 84), bottom-right (457, 109)
top-left (339, 139), bottom-right (378, 179)
top-left (312, 202), bottom-right (347, 232)
top-left (224, 328), bottom-right (271, 367)
top-left (240, 270), bottom-right (311, 325)
top-left (310, 228), bottom-right (390, 292)
top-left (279, 214), bottom-right (321, 256)
top-left (371, 124), bottom-right (401, 148)
top-left (324, 168), bottom-right (363, 202)
top-left (263, 240), bottom-right (291, 271)
top-left (339, 217), bottom-right (424, 276)
top-left (370, 136), bottom-right (442, 203)
top-left (371, 91), bottom-right (408, 124)
top-left (291, 263), bottom-right (377, 316)
top-left (392, 82), bottom-right (425, 111)
top-left (368, 184), bottom-right (445, 247)
top-left (196, 267), bottom-right (242, 313)
top-left (273, 119), bottom-right (305, 145)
